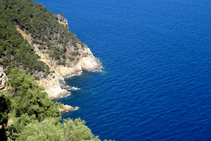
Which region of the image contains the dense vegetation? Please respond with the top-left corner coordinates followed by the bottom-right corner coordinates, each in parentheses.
top-left (0, 0), bottom-right (83, 69)
top-left (0, 0), bottom-right (113, 140)
top-left (0, 12), bottom-right (50, 75)
top-left (0, 0), bottom-right (51, 76)
top-left (0, 68), bottom-right (107, 141)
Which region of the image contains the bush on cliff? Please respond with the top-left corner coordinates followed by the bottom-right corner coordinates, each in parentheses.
top-left (0, 0), bottom-right (84, 68)
top-left (15, 118), bottom-right (101, 141)
top-left (7, 68), bottom-right (61, 122)
top-left (2, 68), bottom-right (105, 141)
top-left (0, 15), bottom-right (50, 75)
top-left (0, 93), bottom-right (11, 128)
top-left (0, 92), bottom-right (11, 141)
top-left (0, 0), bottom-right (113, 140)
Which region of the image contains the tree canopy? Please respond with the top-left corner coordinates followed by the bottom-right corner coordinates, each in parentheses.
top-left (0, 68), bottom-right (110, 141)
top-left (0, 0), bottom-right (84, 71)
top-left (0, 0), bottom-right (114, 140)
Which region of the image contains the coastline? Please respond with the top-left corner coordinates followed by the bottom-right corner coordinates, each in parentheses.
top-left (44, 57), bottom-right (101, 99)
top-left (50, 64), bottom-right (101, 112)
top-left (16, 16), bottom-right (101, 113)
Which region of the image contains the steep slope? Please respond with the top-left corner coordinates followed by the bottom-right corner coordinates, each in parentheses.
top-left (0, 0), bottom-right (100, 98)
top-left (16, 14), bottom-right (100, 99)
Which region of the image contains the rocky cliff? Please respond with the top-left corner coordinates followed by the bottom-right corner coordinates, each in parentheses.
top-left (36, 42), bottom-right (100, 99)
top-left (0, 66), bottom-right (7, 90)
top-left (16, 16), bottom-right (100, 99)
top-left (55, 14), bottom-right (69, 29)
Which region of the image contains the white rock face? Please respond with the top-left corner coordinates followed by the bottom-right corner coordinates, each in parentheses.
top-left (58, 104), bottom-right (76, 113)
top-left (81, 56), bottom-right (100, 71)
top-left (16, 22), bottom-right (100, 99)
top-left (0, 66), bottom-right (7, 90)
top-left (45, 84), bottom-right (70, 99)
top-left (81, 47), bottom-right (100, 71)
top-left (35, 44), bottom-right (100, 99)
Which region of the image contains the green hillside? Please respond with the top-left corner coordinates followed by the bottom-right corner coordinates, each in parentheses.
top-left (0, 0), bottom-right (83, 76)
top-left (0, 0), bottom-right (113, 140)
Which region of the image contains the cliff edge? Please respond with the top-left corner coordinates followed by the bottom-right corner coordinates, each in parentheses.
top-left (16, 15), bottom-right (100, 99)
top-left (55, 14), bottom-right (69, 29)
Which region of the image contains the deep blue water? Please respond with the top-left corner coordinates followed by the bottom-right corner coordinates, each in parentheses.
top-left (34, 0), bottom-right (211, 140)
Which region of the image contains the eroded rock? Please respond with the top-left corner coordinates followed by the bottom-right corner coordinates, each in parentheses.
top-left (58, 104), bottom-right (76, 113)
top-left (55, 14), bottom-right (69, 29)
top-left (0, 66), bottom-right (7, 90)
top-left (16, 20), bottom-right (100, 100)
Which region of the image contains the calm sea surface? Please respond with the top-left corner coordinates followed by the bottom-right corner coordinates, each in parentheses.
top-left (34, 0), bottom-right (211, 140)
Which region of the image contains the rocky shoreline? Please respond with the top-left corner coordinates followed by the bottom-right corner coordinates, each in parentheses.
top-left (58, 104), bottom-right (79, 113)
top-left (47, 64), bottom-right (100, 112)
top-left (15, 15), bottom-right (101, 112)
top-left (39, 57), bottom-right (100, 99)
top-left (16, 26), bottom-right (100, 100)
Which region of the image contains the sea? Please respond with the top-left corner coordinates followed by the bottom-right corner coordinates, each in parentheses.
top-left (34, 0), bottom-right (211, 140)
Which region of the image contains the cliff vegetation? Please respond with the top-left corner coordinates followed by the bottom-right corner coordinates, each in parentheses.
top-left (0, 0), bottom-right (85, 70)
top-left (0, 68), bottom-right (105, 141)
top-left (0, 0), bottom-right (110, 140)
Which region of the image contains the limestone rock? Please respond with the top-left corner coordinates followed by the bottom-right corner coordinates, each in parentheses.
top-left (81, 47), bottom-right (101, 71)
top-left (16, 26), bottom-right (32, 44)
top-left (0, 66), bottom-right (7, 90)
top-left (55, 14), bottom-right (69, 29)
top-left (16, 20), bottom-right (101, 100)
top-left (58, 104), bottom-right (76, 113)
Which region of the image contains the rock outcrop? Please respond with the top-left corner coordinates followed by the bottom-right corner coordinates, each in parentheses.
top-left (36, 43), bottom-right (100, 99)
top-left (16, 26), bottom-right (32, 44)
top-left (16, 17), bottom-right (100, 99)
top-left (0, 66), bottom-right (7, 90)
top-left (55, 14), bottom-right (69, 29)
top-left (58, 104), bottom-right (77, 113)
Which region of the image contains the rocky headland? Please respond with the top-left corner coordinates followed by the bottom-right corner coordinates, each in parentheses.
top-left (55, 14), bottom-right (69, 29)
top-left (16, 15), bottom-right (100, 112)
top-left (0, 1), bottom-right (105, 140)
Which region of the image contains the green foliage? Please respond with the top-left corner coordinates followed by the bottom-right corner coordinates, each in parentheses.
top-left (0, 0), bottom-right (86, 70)
top-left (1, 63), bottom-right (107, 141)
top-left (3, 74), bottom-right (105, 140)
top-left (71, 51), bottom-right (80, 56)
top-left (57, 60), bottom-right (66, 66)
top-left (0, 12), bottom-right (50, 74)
top-left (69, 56), bottom-right (75, 61)
top-left (16, 118), bottom-right (64, 141)
top-left (0, 0), bottom-right (83, 66)
top-left (7, 114), bottom-right (37, 140)
top-left (0, 92), bottom-right (12, 141)
top-left (0, 0), bottom-right (110, 140)
top-left (8, 68), bottom-right (61, 121)
top-left (63, 118), bottom-right (100, 141)
top-left (13, 117), bottom-right (101, 141)
top-left (0, 92), bottom-right (11, 127)
top-left (38, 45), bottom-right (46, 50)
